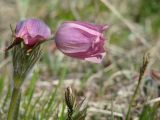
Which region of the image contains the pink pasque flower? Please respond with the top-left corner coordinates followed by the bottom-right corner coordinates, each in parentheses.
top-left (55, 21), bottom-right (109, 63)
top-left (15, 18), bottom-right (51, 47)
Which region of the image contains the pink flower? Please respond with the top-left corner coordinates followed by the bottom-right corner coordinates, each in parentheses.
top-left (15, 18), bottom-right (51, 47)
top-left (55, 21), bottom-right (109, 63)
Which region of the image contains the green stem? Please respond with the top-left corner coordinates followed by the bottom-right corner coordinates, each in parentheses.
top-left (7, 87), bottom-right (21, 120)
top-left (126, 54), bottom-right (149, 120)
top-left (126, 77), bottom-right (141, 120)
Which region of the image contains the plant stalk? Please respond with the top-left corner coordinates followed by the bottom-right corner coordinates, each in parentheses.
top-left (7, 87), bottom-right (21, 120)
top-left (126, 54), bottom-right (149, 120)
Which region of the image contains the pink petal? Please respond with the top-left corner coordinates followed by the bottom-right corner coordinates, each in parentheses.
top-left (55, 26), bottom-right (91, 53)
top-left (65, 21), bottom-right (108, 33)
top-left (26, 19), bottom-right (51, 39)
top-left (85, 52), bottom-right (106, 63)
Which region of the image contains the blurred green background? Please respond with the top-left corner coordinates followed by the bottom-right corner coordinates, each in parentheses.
top-left (0, 0), bottom-right (160, 119)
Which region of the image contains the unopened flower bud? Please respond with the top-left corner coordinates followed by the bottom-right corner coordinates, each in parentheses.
top-left (55, 21), bottom-right (109, 63)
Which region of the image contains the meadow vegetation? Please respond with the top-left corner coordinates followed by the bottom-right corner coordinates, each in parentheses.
top-left (0, 0), bottom-right (160, 119)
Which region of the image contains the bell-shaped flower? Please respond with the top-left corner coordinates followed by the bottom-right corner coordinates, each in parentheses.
top-left (55, 21), bottom-right (109, 63)
top-left (15, 18), bottom-right (51, 47)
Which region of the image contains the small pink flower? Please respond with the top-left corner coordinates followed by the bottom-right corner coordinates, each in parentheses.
top-left (15, 18), bottom-right (51, 47)
top-left (55, 21), bottom-right (109, 63)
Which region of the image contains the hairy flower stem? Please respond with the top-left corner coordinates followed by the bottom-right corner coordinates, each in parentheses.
top-left (7, 87), bottom-right (21, 120)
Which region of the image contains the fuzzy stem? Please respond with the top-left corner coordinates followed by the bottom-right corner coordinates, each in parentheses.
top-left (7, 87), bottom-right (21, 120)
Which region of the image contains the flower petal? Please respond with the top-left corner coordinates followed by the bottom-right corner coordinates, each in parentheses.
top-left (26, 19), bottom-right (51, 39)
top-left (15, 20), bottom-right (25, 34)
top-left (55, 26), bottom-right (91, 53)
top-left (65, 21), bottom-right (108, 33)
top-left (85, 52), bottom-right (106, 63)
